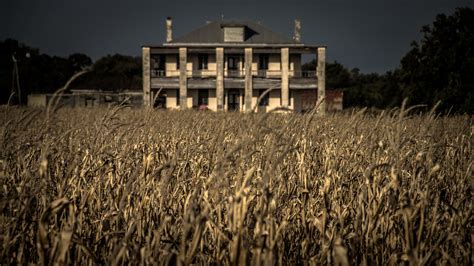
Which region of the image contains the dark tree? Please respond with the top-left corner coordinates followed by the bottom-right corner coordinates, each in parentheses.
top-left (0, 39), bottom-right (40, 104)
top-left (399, 7), bottom-right (474, 113)
top-left (302, 60), bottom-right (402, 109)
top-left (0, 39), bottom-right (94, 104)
top-left (72, 54), bottom-right (142, 91)
top-left (68, 53), bottom-right (93, 72)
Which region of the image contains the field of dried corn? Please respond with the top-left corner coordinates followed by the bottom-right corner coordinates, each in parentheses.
top-left (0, 105), bottom-right (472, 265)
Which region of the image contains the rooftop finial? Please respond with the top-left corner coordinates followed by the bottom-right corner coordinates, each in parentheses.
top-left (294, 19), bottom-right (301, 42)
top-left (221, 14), bottom-right (224, 21)
top-left (166, 17), bottom-right (173, 42)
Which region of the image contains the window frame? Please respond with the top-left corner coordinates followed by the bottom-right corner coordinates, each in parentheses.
top-left (259, 54), bottom-right (269, 70)
top-left (228, 56), bottom-right (238, 70)
top-left (151, 54), bottom-right (166, 70)
top-left (198, 54), bottom-right (208, 70)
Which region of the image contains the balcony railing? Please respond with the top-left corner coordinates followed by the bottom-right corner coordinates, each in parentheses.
top-left (150, 69), bottom-right (317, 78)
top-left (151, 70), bottom-right (166, 77)
top-left (292, 71), bottom-right (317, 78)
top-left (253, 70), bottom-right (282, 78)
top-left (189, 70), bottom-right (218, 78)
top-left (226, 70), bottom-right (244, 78)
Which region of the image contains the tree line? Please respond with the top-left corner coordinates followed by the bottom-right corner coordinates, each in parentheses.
top-left (0, 40), bottom-right (142, 105)
top-left (303, 7), bottom-right (473, 114)
top-left (1, 7), bottom-right (472, 113)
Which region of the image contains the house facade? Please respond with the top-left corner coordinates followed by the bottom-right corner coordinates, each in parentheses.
top-left (142, 18), bottom-right (327, 113)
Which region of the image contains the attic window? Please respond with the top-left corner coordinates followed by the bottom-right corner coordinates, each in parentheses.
top-left (224, 27), bottom-right (245, 42)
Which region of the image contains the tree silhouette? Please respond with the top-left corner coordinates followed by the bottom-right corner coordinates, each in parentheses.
top-left (72, 54), bottom-right (142, 91)
top-left (399, 7), bottom-right (474, 113)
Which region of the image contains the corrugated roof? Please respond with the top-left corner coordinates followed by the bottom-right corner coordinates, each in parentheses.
top-left (168, 21), bottom-right (299, 45)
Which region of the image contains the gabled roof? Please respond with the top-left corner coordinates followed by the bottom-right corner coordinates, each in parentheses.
top-left (167, 20), bottom-right (299, 45)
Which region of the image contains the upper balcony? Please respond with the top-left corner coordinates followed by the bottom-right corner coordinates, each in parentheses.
top-left (150, 69), bottom-right (317, 78)
top-left (150, 69), bottom-right (317, 90)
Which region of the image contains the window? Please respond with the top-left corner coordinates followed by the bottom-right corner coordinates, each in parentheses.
top-left (259, 89), bottom-right (269, 106)
top-left (227, 90), bottom-right (240, 111)
top-left (289, 90), bottom-right (292, 106)
top-left (228, 56), bottom-right (238, 70)
top-left (176, 54), bottom-right (180, 69)
top-left (224, 27), bottom-right (245, 42)
top-left (176, 90), bottom-right (180, 106)
top-left (259, 55), bottom-right (269, 70)
top-left (151, 55), bottom-right (165, 69)
top-left (151, 54), bottom-right (166, 77)
top-left (198, 54), bottom-right (208, 70)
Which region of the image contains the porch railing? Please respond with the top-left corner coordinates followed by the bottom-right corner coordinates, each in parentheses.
top-left (226, 70), bottom-right (244, 78)
top-left (292, 71), bottom-right (317, 77)
top-left (151, 70), bottom-right (166, 77)
top-left (150, 69), bottom-right (318, 78)
top-left (253, 70), bottom-right (282, 77)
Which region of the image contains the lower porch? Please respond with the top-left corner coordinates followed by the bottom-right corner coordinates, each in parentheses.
top-left (151, 88), bottom-right (307, 112)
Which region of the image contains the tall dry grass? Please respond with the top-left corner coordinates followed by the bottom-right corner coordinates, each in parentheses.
top-left (0, 105), bottom-right (472, 264)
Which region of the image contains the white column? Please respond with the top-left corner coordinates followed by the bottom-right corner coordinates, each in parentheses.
top-left (179, 48), bottom-right (188, 109)
top-left (317, 47), bottom-right (326, 115)
top-left (142, 47), bottom-right (151, 108)
top-left (216, 48), bottom-right (224, 111)
top-left (281, 48), bottom-right (289, 108)
top-left (244, 48), bottom-right (253, 112)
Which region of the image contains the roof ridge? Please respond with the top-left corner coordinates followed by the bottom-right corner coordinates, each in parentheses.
top-left (169, 20), bottom-right (298, 45)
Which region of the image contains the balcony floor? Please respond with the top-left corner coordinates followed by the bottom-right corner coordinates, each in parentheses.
top-left (150, 77), bottom-right (317, 89)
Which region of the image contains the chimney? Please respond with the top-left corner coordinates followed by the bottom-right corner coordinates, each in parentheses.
top-left (166, 17), bottom-right (173, 42)
top-left (294, 19), bottom-right (301, 42)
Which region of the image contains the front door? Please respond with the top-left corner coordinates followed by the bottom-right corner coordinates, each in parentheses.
top-left (228, 90), bottom-right (240, 111)
top-left (198, 90), bottom-right (209, 110)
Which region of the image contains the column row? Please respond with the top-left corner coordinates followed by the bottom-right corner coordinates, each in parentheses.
top-left (143, 47), bottom-right (326, 114)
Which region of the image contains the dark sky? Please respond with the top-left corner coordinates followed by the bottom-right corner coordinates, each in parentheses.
top-left (2, 0), bottom-right (472, 73)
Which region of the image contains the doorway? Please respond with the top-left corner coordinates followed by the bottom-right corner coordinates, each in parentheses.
top-left (227, 89), bottom-right (240, 111)
top-left (153, 91), bottom-right (167, 109)
top-left (198, 89), bottom-right (209, 109)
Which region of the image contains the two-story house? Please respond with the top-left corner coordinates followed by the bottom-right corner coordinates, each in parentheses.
top-left (142, 18), bottom-right (327, 113)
